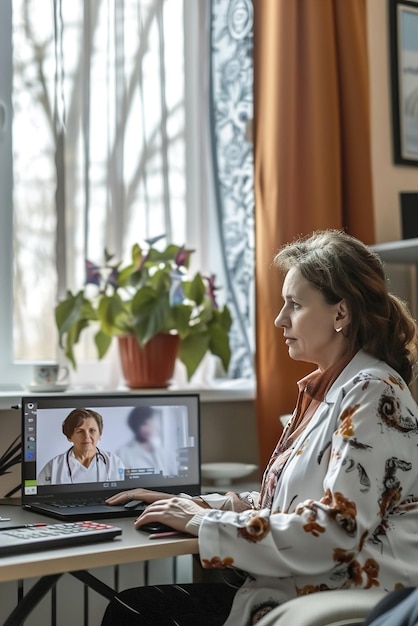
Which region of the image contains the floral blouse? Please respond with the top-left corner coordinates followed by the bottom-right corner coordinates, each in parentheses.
top-left (197, 350), bottom-right (418, 626)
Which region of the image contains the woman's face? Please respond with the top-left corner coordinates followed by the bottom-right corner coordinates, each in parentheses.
top-left (67, 417), bottom-right (101, 454)
top-left (137, 417), bottom-right (155, 443)
top-left (274, 267), bottom-right (346, 371)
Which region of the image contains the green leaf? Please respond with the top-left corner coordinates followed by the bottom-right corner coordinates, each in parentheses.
top-left (193, 296), bottom-right (215, 326)
top-left (55, 290), bottom-right (87, 339)
top-left (168, 304), bottom-right (194, 336)
top-left (97, 294), bottom-right (129, 335)
top-left (131, 243), bottom-right (143, 267)
top-left (213, 305), bottom-right (232, 332)
top-left (55, 290), bottom-right (98, 369)
top-left (184, 273), bottom-right (206, 306)
top-left (148, 266), bottom-right (172, 293)
top-left (63, 318), bottom-right (91, 369)
top-left (178, 332), bottom-right (210, 379)
top-left (146, 244), bottom-right (180, 267)
top-left (94, 329), bottom-right (113, 359)
top-left (131, 287), bottom-right (171, 344)
top-left (208, 323), bottom-right (231, 372)
top-left (117, 264), bottom-right (135, 287)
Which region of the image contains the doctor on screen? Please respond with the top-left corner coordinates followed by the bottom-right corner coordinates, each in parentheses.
top-left (37, 408), bottom-right (125, 485)
top-left (116, 406), bottom-right (177, 475)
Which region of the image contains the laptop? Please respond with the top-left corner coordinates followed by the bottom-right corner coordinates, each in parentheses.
top-left (21, 393), bottom-right (201, 521)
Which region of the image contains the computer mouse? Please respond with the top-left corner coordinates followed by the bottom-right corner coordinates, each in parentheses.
top-left (136, 521), bottom-right (176, 533)
top-left (124, 500), bottom-right (146, 510)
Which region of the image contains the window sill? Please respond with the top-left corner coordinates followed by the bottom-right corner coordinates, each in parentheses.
top-left (0, 379), bottom-right (256, 411)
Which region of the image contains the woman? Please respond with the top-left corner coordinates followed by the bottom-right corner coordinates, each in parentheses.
top-left (37, 408), bottom-right (125, 484)
top-left (103, 230), bottom-right (418, 626)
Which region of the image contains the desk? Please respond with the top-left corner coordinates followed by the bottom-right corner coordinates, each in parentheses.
top-left (0, 505), bottom-right (199, 625)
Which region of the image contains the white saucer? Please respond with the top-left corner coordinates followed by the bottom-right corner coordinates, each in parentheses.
top-left (201, 462), bottom-right (258, 487)
top-left (27, 383), bottom-right (69, 393)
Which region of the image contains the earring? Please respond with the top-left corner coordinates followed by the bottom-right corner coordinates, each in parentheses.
top-left (335, 327), bottom-right (343, 333)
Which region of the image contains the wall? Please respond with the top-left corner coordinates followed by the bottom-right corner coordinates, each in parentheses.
top-left (367, 0), bottom-right (418, 243)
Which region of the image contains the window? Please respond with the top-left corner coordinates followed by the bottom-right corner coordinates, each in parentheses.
top-left (0, 0), bottom-right (207, 386)
top-left (0, 0), bottom-right (254, 388)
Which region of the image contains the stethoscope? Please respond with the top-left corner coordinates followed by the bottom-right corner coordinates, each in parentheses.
top-left (66, 446), bottom-right (108, 483)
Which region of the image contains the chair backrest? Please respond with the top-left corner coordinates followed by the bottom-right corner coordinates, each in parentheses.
top-left (256, 589), bottom-right (387, 626)
top-left (326, 617), bottom-right (364, 626)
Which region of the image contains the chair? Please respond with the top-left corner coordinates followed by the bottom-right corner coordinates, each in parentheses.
top-left (256, 589), bottom-right (387, 626)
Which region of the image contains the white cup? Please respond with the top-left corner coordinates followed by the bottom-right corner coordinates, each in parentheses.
top-left (32, 363), bottom-right (69, 387)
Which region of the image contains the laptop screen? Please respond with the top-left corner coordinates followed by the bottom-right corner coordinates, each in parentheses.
top-left (21, 393), bottom-right (200, 503)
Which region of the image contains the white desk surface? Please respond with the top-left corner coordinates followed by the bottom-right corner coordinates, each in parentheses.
top-left (0, 504), bottom-right (198, 583)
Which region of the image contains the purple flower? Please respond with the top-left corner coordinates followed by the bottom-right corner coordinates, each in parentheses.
top-left (206, 274), bottom-right (219, 309)
top-left (107, 267), bottom-right (119, 290)
top-left (85, 260), bottom-right (101, 287)
top-left (175, 246), bottom-right (195, 268)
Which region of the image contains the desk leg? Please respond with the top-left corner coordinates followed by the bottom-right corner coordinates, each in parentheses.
top-left (70, 570), bottom-right (118, 601)
top-left (71, 569), bottom-right (118, 626)
top-left (84, 580), bottom-right (89, 626)
top-left (51, 584), bottom-right (57, 626)
top-left (3, 571), bottom-right (116, 626)
top-left (3, 574), bottom-right (62, 626)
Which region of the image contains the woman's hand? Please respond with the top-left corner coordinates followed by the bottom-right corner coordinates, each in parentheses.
top-left (134, 497), bottom-right (204, 533)
top-left (105, 488), bottom-right (172, 506)
top-left (225, 491), bottom-right (254, 512)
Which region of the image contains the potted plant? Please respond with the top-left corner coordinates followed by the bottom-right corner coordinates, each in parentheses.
top-left (55, 237), bottom-right (232, 388)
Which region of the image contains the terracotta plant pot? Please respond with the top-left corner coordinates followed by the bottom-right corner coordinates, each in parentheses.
top-left (118, 333), bottom-right (180, 389)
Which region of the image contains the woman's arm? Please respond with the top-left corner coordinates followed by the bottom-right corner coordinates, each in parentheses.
top-left (107, 488), bottom-right (259, 511)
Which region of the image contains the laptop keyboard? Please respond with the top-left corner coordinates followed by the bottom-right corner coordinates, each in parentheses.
top-left (48, 498), bottom-right (110, 509)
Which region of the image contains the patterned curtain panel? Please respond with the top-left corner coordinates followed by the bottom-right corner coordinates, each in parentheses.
top-left (209, 0), bottom-right (255, 379)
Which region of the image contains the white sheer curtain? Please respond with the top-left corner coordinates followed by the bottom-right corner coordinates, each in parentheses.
top-left (12, 0), bottom-right (187, 364)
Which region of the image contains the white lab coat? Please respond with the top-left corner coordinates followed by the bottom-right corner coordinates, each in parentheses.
top-left (197, 351), bottom-right (418, 626)
top-left (116, 439), bottom-right (177, 475)
top-left (37, 448), bottom-right (125, 485)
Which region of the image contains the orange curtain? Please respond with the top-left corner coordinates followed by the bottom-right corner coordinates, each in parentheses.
top-left (253, 0), bottom-right (375, 469)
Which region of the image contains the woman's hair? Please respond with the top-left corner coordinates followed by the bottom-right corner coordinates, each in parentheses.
top-left (127, 406), bottom-right (158, 432)
top-left (62, 408), bottom-right (103, 437)
top-left (273, 229), bottom-right (418, 384)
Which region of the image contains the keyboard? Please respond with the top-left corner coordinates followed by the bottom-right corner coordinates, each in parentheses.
top-left (47, 498), bottom-right (109, 509)
top-left (0, 521), bottom-right (122, 556)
